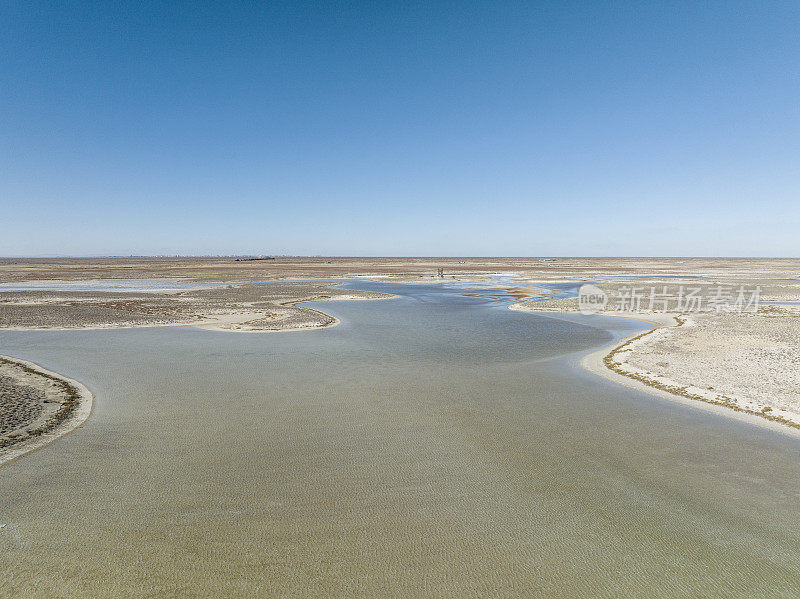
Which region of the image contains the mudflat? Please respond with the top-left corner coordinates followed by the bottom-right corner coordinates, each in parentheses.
top-left (2, 283), bottom-right (800, 596)
top-left (2, 258), bottom-right (800, 596)
top-left (2, 256), bottom-right (799, 428)
top-left (0, 355), bottom-right (92, 466)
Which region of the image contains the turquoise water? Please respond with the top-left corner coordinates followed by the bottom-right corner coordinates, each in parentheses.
top-left (1, 281), bottom-right (799, 597)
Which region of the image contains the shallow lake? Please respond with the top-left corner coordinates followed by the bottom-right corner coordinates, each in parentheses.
top-left (1, 281), bottom-right (799, 596)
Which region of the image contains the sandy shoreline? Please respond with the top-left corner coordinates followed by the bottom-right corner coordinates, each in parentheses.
top-left (0, 294), bottom-right (393, 333)
top-left (582, 318), bottom-right (800, 438)
top-left (188, 293), bottom-right (397, 333)
top-left (0, 355), bottom-right (94, 467)
top-left (0, 280), bottom-right (395, 332)
top-left (6, 276), bottom-right (800, 595)
top-left (0, 287), bottom-right (396, 462)
top-left (3, 258), bottom-right (800, 444)
top-left (512, 304), bottom-right (800, 438)
top-left (504, 266), bottom-right (800, 436)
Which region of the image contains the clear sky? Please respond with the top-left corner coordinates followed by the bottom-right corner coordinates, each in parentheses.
top-left (2, 1), bottom-right (798, 256)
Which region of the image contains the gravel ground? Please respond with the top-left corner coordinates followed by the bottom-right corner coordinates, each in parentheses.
top-left (3, 257), bottom-right (800, 427)
top-left (624, 308), bottom-right (800, 423)
top-left (0, 357), bottom-right (80, 452)
top-left (0, 282), bottom-right (391, 331)
top-left (0, 375), bottom-right (45, 435)
top-left (511, 275), bottom-right (800, 428)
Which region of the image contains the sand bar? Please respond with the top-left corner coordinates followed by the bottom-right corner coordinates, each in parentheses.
top-left (0, 355), bottom-right (93, 466)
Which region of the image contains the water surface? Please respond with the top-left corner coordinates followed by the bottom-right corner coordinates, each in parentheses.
top-left (1, 281), bottom-right (799, 597)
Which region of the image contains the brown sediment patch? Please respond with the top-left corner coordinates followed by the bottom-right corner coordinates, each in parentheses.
top-left (461, 291), bottom-right (537, 301)
top-left (0, 281), bottom-right (394, 332)
top-left (0, 355), bottom-right (93, 466)
top-left (186, 285), bottom-right (394, 332)
top-left (461, 285), bottom-right (552, 302)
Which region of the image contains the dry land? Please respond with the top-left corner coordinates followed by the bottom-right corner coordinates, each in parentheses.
top-left (2, 256), bottom-right (800, 438)
top-left (3, 257), bottom-right (800, 595)
top-left (509, 275), bottom-right (800, 431)
top-left (0, 355), bottom-right (92, 465)
top-left (0, 280), bottom-right (392, 331)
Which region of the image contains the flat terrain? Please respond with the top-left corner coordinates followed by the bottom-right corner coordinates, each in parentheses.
top-left (511, 274), bottom-right (800, 429)
top-left (3, 255), bottom-right (800, 285)
top-left (2, 284), bottom-right (800, 596)
top-left (2, 256), bottom-right (800, 432)
top-left (0, 355), bottom-right (92, 464)
top-left (0, 280), bottom-right (391, 331)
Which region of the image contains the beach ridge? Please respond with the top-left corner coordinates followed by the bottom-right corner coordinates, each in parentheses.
top-left (0, 355), bottom-right (93, 467)
top-left (510, 300), bottom-right (800, 436)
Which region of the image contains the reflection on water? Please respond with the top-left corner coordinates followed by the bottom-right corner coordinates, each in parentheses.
top-left (1, 281), bottom-right (799, 597)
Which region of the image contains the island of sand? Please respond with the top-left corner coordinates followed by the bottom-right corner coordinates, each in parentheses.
top-left (508, 275), bottom-right (800, 432)
top-left (0, 279), bottom-right (393, 332)
top-left (2, 256), bottom-right (800, 436)
top-left (0, 276), bottom-right (395, 461)
top-left (0, 355), bottom-right (93, 465)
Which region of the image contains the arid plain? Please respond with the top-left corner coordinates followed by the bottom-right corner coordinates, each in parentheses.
top-left (2, 256), bottom-right (799, 441)
top-left (2, 257), bottom-right (800, 596)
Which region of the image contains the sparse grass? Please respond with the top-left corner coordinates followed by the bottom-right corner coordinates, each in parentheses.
top-left (0, 356), bottom-right (83, 450)
top-left (602, 315), bottom-right (800, 431)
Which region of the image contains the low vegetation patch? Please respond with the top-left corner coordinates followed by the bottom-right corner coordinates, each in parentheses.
top-left (602, 316), bottom-right (800, 431)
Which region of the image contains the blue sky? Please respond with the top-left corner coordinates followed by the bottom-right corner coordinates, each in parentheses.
top-left (2, 1), bottom-right (798, 256)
